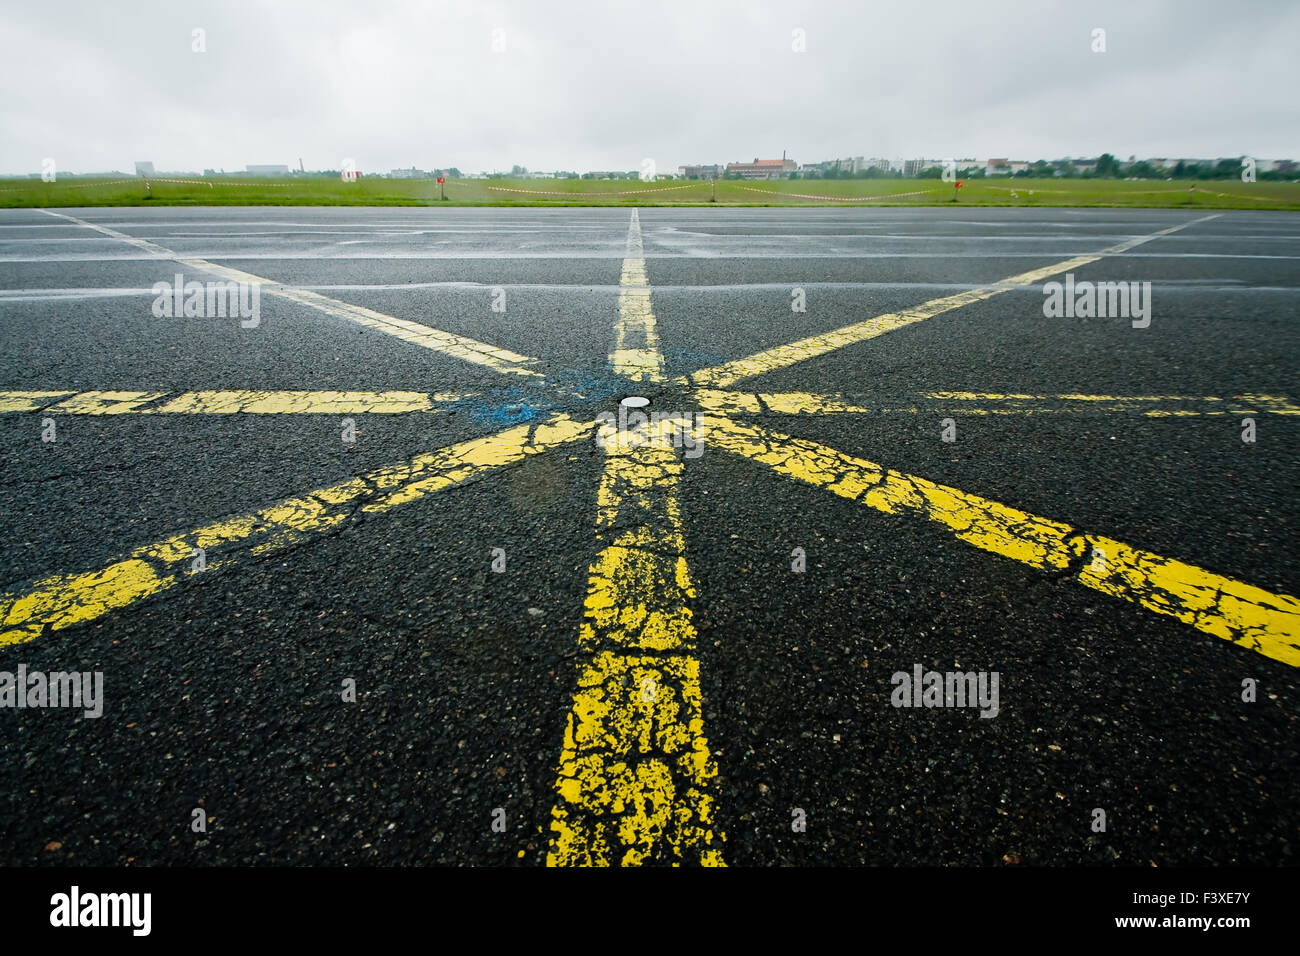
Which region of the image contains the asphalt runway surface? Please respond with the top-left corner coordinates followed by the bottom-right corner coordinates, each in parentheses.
top-left (0, 205), bottom-right (1296, 866)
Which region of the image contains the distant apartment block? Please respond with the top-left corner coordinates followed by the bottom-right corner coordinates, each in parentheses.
top-left (726, 157), bottom-right (798, 179)
top-left (679, 164), bottom-right (722, 179)
top-left (134, 161), bottom-right (155, 176)
top-left (246, 164), bottom-right (290, 176)
top-left (390, 167), bottom-right (427, 178)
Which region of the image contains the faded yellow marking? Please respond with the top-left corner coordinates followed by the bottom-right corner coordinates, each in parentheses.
top-left (0, 391), bottom-right (75, 412)
top-left (699, 414), bottom-right (1300, 667)
top-left (924, 392), bottom-right (1297, 418)
top-left (1, 390), bottom-right (478, 415)
top-left (0, 415), bottom-right (591, 646)
top-left (694, 389), bottom-right (1298, 419)
top-left (48, 390), bottom-right (169, 414)
top-left (271, 286), bottom-right (544, 379)
top-left (610, 210), bottom-right (666, 384)
top-left (694, 388), bottom-right (874, 416)
top-left (683, 215), bottom-right (1221, 389)
top-left (548, 413), bottom-right (723, 865)
top-left (148, 390), bottom-right (467, 414)
top-left (929, 392), bottom-right (1207, 403)
top-left (1235, 393), bottom-right (1300, 416)
top-left (39, 210), bottom-right (544, 379)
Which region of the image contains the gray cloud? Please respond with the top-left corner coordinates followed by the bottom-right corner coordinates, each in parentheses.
top-left (1, 0), bottom-right (1296, 176)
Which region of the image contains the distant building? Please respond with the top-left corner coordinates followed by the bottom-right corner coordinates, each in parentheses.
top-left (134, 161), bottom-right (155, 176)
top-left (679, 164), bottom-right (722, 179)
top-left (984, 159), bottom-right (1028, 176)
top-left (726, 157), bottom-right (797, 179)
top-left (800, 157), bottom-right (866, 176)
top-left (245, 164), bottom-right (290, 176)
top-left (390, 167), bottom-right (428, 178)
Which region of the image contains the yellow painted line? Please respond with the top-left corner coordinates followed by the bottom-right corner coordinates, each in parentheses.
top-left (0, 415), bottom-right (591, 647)
top-left (39, 210), bottom-right (544, 379)
top-left (45, 390), bottom-right (170, 414)
top-left (683, 214), bottom-right (1222, 389)
top-left (547, 413), bottom-right (723, 866)
top-left (694, 388), bottom-right (874, 416)
top-left (1235, 393), bottom-right (1300, 416)
top-left (270, 286), bottom-right (544, 379)
top-left (694, 388), bottom-right (1297, 419)
top-left (0, 391), bottom-right (75, 412)
top-left (923, 391), bottom-right (1297, 418)
top-left (149, 390), bottom-right (464, 414)
top-left (699, 414), bottom-right (1300, 667)
top-left (0, 390), bottom-right (478, 415)
top-left (928, 392), bottom-right (1208, 402)
top-left (610, 210), bottom-right (666, 383)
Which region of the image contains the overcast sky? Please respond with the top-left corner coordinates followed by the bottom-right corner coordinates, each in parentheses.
top-left (2, 0), bottom-right (1296, 176)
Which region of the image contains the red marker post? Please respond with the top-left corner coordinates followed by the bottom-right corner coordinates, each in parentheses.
top-left (954, 179), bottom-right (964, 202)
top-left (437, 176), bottom-right (446, 200)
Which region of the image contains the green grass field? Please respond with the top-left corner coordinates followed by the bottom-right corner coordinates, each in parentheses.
top-left (2, 175), bottom-right (1298, 210)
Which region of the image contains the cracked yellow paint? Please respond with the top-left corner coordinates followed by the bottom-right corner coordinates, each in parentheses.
top-left (0, 415), bottom-right (590, 646)
top-left (46, 390), bottom-right (170, 414)
top-left (0, 391), bottom-right (75, 413)
top-left (0, 389), bottom-right (478, 415)
top-left (1234, 393), bottom-right (1300, 416)
top-left (549, 241), bottom-right (722, 865)
top-left (693, 388), bottom-right (874, 416)
top-left (700, 414), bottom-right (1300, 667)
top-left (692, 388), bottom-right (1297, 419)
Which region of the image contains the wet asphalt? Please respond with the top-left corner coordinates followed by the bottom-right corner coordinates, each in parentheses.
top-left (0, 206), bottom-right (1296, 866)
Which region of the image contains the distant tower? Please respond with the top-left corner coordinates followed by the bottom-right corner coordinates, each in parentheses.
top-left (298, 157), bottom-right (305, 173)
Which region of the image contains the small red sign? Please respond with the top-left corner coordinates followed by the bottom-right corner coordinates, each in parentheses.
top-left (955, 181), bottom-right (964, 188)
top-left (436, 177), bottom-right (446, 184)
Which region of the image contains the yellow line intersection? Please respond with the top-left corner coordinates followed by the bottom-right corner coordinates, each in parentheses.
top-left (5, 209), bottom-right (1296, 868)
